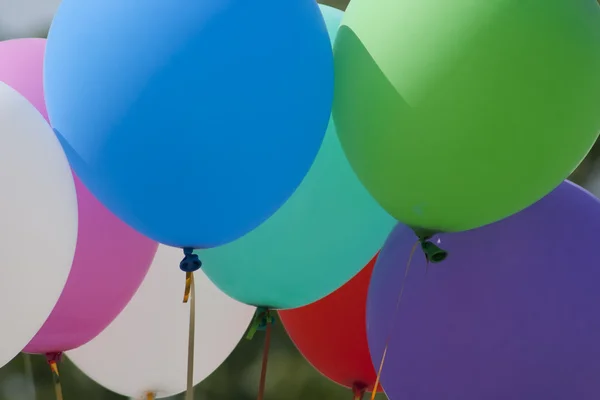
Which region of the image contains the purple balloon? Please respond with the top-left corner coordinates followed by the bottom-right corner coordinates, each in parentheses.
top-left (367, 181), bottom-right (600, 400)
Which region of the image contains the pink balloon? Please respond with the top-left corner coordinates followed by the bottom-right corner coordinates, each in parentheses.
top-left (0, 39), bottom-right (48, 118)
top-left (0, 38), bottom-right (158, 354)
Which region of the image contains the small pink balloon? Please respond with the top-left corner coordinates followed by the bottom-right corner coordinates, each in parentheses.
top-left (0, 38), bottom-right (158, 354)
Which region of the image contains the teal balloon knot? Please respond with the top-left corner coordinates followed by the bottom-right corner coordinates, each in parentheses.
top-left (246, 307), bottom-right (275, 340)
top-left (419, 237), bottom-right (448, 264)
top-left (180, 247), bottom-right (202, 272)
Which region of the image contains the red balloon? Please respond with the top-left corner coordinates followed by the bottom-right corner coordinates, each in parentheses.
top-left (279, 256), bottom-right (382, 394)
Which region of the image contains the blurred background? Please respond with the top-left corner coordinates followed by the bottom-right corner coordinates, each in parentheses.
top-left (1, 0), bottom-right (600, 399)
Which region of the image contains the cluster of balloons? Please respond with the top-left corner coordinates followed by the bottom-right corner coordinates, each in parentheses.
top-left (1, 1), bottom-right (390, 398)
top-left (328, 0), bottom-right (600, 399)
top-left (0, 37), bottom-right (255, 397)
top-left (281, 180), bottom-right (600, 400)
top-left (2, 0), bottom-right (600, 399)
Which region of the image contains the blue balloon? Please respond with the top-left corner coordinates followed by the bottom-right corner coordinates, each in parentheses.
top-left (198, 4), bottom-right (395, 309)
top-left (44, 0), bottom-right (333, 247)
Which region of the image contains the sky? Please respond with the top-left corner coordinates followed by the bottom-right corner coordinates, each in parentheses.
top-left (0, 0), bottom-right (59, 39)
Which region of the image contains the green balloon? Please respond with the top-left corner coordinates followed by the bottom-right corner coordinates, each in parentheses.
top-left (198, 4), bottom-right (395, 309)
top-left (333, 0), bottom-right (600, 232)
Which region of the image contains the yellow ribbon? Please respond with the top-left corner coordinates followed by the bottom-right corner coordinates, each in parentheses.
top-left (49, 360), bottom-right (63, 400)
top-left (184, 272), bottom-right (196, 400)
top-left (183, 271), bottom-right (193, 303)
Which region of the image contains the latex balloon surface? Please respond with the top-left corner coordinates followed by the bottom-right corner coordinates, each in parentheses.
top-left (367, 181), bottom-right (600, 400)
top-left (334, 0), bottom-right (600, 232)
top-left (24, 175), bottom-right (158, 353)
top-left (0, 82), bottom-right (77, 367)
top-left (44, 0), bottom-right (333, 247)
top-left (67, 245), bottom-right (255, 399)
top-left (200, 3), bottom-right (394, 309)
top-left (0, 38), bottom-right (158, 354)
top-left (279, 256), bottom-right (381, 394)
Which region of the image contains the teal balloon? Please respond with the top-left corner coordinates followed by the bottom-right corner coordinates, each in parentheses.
top-left (199, 4), bottom-right (394, 309)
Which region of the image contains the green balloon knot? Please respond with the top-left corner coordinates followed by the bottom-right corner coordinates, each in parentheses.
top-left (245, 307), bottom-right (275, 340)
top-left (411, 227), bottom-right (448, 264)
top-left (419, 237), bottom-right (448, 264)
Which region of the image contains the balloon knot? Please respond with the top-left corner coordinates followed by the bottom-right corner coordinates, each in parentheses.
top-left (180, 247), bottom-right (202, 272)
top-left (419, 236), bottom-right (448, 263)
top-left (352, 382), bottom-right (367, 400)
top-left (46, 352), bottom-right (62, 384)
top-left (45, 352), bottom-right (63, 364)
top-left (246, 307), bottom-right (275, 340)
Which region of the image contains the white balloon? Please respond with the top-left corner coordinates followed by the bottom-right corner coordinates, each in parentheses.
top-left (67, 245), bottom-right (256, 399)
top-left (0, 82), bottom-right (77, 367)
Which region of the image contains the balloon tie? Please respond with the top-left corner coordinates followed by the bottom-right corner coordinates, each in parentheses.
top-left (245, 308), bottom-right (275, 400)
top-left (46, 352), bottom-right (63, 400)
top-left (145, 392), bottom-right (156, 400)
top-left (352, 382), bottom-right (367, 400)
top-left (246, 307), bottom-right (276, 341)
top-left (419, 235), bottom-right (448, 265)
top-left (180, 247), bottom-right (202, 303)
top-left (370, 240), bottom-right (419, 400)
top-left (180, 248), bottom-right (201, 400)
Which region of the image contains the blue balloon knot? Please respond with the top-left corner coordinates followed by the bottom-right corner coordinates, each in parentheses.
top-left (180, 247), bottom-right (202, 272)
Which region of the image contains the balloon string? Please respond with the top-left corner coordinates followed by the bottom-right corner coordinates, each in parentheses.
top-left (257, 313), bottom-right (273, 400)
top-left (184, 272), bottom-right (196, 400)
top-left (369, 240), bottom-right (420, 400)
top-left (353, 391), bottom-right (366, 400)
top-left (48, 360), bottom-right (63, 400)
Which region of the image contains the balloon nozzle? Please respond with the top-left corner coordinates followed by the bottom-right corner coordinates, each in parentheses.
top-left (420, 238), bottom-right (447, 263)
top-left (180, 247), bottom-right (202, 273)
top-left (352, 382), bottom-right (367, 400)
top-left (45, 352), bottom-right (63, 371)
top-left (180, 248), bottom-right (201, 303)
top-left (246, 307), bottom-right (275, 340)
